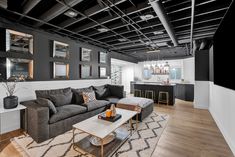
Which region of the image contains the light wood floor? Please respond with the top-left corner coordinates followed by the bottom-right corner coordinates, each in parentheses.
top-left (0, 99), bottom-right (234, 157)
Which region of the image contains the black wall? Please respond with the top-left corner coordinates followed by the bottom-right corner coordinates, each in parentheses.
top-left (195, 50), bottom-right (209, 81)
top-left (213, 1), bottom-right (235, 90)
top-left (209, 46), bottom-right (214, 81)
top-left (0, 20), bottom-right (113, 81)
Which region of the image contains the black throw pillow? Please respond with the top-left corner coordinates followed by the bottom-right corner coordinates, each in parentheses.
top-left (93, 85), bottom-right (110, 99)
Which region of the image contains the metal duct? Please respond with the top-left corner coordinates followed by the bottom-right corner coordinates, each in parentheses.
top-left (0, 0), bottom-right (7, 9)
top-left (149, 0), bottom-right (178, 46)
top-left (190, 0), bottom-right (195, 54)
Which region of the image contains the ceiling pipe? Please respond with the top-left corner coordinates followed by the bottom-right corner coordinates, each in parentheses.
top-left (23, 0), bottom-right (41, 14)
top-left (190, 0), bottom-right (195, 55)
top-left (149, 0), bottom-right (179, 46)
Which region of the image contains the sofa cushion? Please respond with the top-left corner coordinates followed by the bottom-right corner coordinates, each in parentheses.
top-left (35, 87), bottom-right (71, 99)
top-left (105, 96), bottom-right (120, 104)
top-left (82, 91), bottom-right (96, 103)
top-left (92, 85), bottom-right (110, 99)
top-left (49, 91), bottom-right (73, 107)
top-left (49, 104), bottom-right (87, 124)
top-left (83, 100), bottom-right (109, 111)
top-left (72, 87), bottom-right (93, 104)
top-left (36, 98), bottom-right (57, 115)
top-left (107, 84), bottom-right (124, 98)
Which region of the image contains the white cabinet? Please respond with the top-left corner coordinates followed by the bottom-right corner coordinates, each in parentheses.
top-left (0, 105), bottom-right (26, 134)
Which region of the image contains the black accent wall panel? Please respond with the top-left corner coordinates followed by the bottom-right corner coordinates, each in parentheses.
top-left (209, 46), bottom-right (214, 82)
top-left (0, 21), bottom-right (115, 81)
top-left (195, 50), bottom-right (209, 81)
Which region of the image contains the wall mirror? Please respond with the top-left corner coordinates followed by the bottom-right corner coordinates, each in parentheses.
top-left (99, 67), bottom-right (107, 78)
top-left (80, 65), bottom-right (92, 78)
top-left (6, 29), bottom-right (33, 54)
top-left (6, 58), bottom-right (33, 80)
top-left (99, 51), bottom-right (107, 63)
top-left (53, 41), bottom-right (69, 59)
top-left (81, 48), bottom-right (91, 61)
top-left (53, 62), bottom-right (69, 79)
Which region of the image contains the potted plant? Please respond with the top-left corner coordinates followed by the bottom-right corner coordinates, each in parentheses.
top-left (1, 74), bottom-right (25, 109)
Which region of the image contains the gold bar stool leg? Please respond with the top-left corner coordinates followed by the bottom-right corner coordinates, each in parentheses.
top-left (158, 91), bottom-right (169, 105)
top-left (134, 89), bottom-right (142, 97)
top-left (145, 90), bottom-right (154, 100)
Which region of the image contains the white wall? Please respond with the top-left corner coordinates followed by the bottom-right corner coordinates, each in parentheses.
top-left (0, 79), bottom-right (111, 103)
top-left (111, 58), bottom-right (135, 94)
top-left (0, 79), bottom-right (111, 133)
top-left (194, 81), bottom-right (209, 109)
top-left (209, 82), bottom-right (235, 155)
top-left (183, 57), bottom-right (195, 83)
top-left (134, 57), bottom-right (195, 83)
top-left (122, 66), bottom-right (134, 93)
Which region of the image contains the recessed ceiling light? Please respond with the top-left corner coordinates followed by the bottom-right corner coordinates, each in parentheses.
top-left (153, 31), bottom-right (164, 35)
top-left (146, 49), bottom-right (160, 53)
top-left (117, 38), bottom-right (127, 42)
top-left (64, 10), bottom-right (78, 18)
top-left (97, 28), bottom-right (109, 32)
top-left (140, 14), bottom-right (154, 20)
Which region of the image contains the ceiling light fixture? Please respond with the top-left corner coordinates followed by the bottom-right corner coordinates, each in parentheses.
top-left (153, 31), bottom-right (164, 35)
top-left (97, 28), bottom-right (109, 32)
top-left (117, 38), bottom-right (127, 42)
top-left (140, 14), bottom-right (154, 20)
top-left (146, 49), bottom-right (160, 53)
top-left (64, 10), bottom-right (78, 18)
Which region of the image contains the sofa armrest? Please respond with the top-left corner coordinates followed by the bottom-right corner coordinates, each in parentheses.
top-left (21, 100), bottom-right (50, 143)
top-left (107, 84), bottom-right (124, 98)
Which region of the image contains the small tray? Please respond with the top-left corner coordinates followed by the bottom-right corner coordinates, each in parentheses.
top-left (89, 132), bottom-right (116, 146)
top-left (98, 113), bottom-right (122, 122)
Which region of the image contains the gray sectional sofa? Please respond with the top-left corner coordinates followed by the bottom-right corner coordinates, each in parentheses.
top-left (21, 84), bottom-right (125, 143)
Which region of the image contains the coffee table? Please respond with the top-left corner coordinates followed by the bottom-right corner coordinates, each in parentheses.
top-left (72, 108), bottom-right (138, 157)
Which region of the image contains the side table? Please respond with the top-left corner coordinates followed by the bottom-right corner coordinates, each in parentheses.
top-left (0, 104), bottom-right (26, 135)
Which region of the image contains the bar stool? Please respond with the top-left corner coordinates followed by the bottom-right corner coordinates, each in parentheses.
top-left (144, 90), bottom-right (154, 100)
top-left (134, 89), bottom-right (142, 97)
top-left (158, 91), bottom-right (169, 105)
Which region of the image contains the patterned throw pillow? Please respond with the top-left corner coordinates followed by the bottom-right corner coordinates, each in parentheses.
top-left (82, 91), bottom-right (96, 103)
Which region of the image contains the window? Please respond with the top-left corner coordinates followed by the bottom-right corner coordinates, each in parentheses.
top-left (169, 67), bottom-right (182, 80)
top-left (111, 65), bottom-right (122, 85)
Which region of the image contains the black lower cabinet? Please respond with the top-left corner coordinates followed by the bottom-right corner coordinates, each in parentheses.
top-left (175, 84), bottom-right (194, 101)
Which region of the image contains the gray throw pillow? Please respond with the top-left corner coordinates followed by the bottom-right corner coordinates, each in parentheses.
top-left (35, 87), bottom-right (71, 99)
top-left (49, 91), bottom-right (73, 107)
top-left (36, 98), bottom-right (57, 115)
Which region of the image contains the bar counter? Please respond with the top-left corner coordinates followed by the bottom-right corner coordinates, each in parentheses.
top-left (133, 82), bottom-right (176, 105)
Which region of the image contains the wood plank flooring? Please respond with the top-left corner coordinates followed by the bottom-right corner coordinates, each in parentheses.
top-left (0, 99), bottom-right (234, 157)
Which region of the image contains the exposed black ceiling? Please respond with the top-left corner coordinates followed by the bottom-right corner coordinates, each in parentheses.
top-left (0, 0), bottom-right (232, 61)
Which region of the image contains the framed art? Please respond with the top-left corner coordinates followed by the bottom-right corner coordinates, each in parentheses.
top-left (53, 62), bottom-right (69, 79)
top-left (6, 29), bottom-right (33, 54)
top-left (80, 65), bottom-right (92, 78)
top-left (99, 51), bottom-right (107, 63)
top-left (53, 41), bottom-right (69, 59)
top-left (81, 48), bottom-right (91, 61)
top-left (6, 58), bottom-right (33, 80)
top-left (99, 67), bottom-right (107, 78)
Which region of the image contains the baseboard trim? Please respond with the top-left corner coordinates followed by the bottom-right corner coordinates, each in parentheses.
top-left (209, 107), bottom-right (235, 156)
top-left (193, 104), bottom-right (209, 110)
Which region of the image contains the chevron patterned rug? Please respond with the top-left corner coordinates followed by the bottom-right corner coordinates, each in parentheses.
top-left (11, 112), bottom-right (169, 157)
